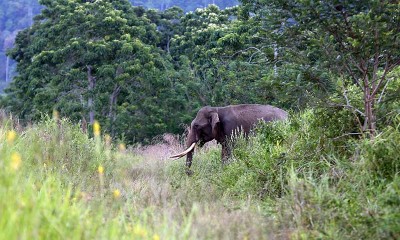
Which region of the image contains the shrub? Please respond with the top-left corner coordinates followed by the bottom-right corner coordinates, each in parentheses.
top-left (359, 117), bottom-right (400, 180)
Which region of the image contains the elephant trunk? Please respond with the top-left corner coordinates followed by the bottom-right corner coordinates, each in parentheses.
top-left (186, 149), bottom-right (194, 169)
top-left (170, 128), bottom-right (198, 163)
top-left (184, 130), bottom-right (197, 173)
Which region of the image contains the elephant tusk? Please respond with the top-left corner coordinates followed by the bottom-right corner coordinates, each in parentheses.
top-left (170, 142), bottom-right (196, 159)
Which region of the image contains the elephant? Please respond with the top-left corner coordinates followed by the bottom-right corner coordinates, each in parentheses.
top-left (171, 104), bottom-right (288, 174)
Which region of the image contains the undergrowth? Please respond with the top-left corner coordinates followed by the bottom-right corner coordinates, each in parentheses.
top-left (0, 109), bottom-right (399, 239)
top-left (190, 110), bottom-right (399, 239)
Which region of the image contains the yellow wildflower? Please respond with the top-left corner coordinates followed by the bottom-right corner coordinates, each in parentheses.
top-left (98, 165), bottom-right (104, 175)
top-left (153, 234), bottom-right (160, 240)
top-left (133, 225), bottom-right (147, 237)
top-left (6, 130), bottom-right (17, 144)
top-left (93, 120), bottom-right (101, 136)
top-left (113, 189), bottom-right (121, 199)
top-left (10, 152), bottom-right (22, 170)
top-left (119, 143), bottom-right (126, 152)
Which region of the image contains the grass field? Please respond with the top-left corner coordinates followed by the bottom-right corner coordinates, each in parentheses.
top-left (0, 110), bottom-right (399, 239)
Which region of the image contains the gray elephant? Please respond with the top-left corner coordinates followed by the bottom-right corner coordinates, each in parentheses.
top-left (171, 104), bottom-right (288, 174)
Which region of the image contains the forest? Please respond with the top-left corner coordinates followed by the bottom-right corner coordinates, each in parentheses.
top-left (0, 0), bottom-right (399, 239)
top-left (0, 0), bottom-right (237, 92)
top-left (4, 0), bottom-right (398, 143)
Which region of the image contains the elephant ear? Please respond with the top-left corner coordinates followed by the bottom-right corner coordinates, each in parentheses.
top-left (210, 112), bottom-right (220, 139)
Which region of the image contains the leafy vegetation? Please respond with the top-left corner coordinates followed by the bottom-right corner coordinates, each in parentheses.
top-left (0, 0), bottom-right (238, 91)
top-left (128, 0), bottom-right (239, 12)
top-left (1, 109), bottom-right (399, 239)
top-left (2, 0), bottom-right (398, 143)
top-left (3, 0), bottom-right (193, 142)
top-left (262, 0), bottom-right (400, 136)
top-left (0, 0), bottom-right (399, 238)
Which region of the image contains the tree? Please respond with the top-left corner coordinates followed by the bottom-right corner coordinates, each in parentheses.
top-left (3, 0), bottom-right (190, 142)
top-left (128, 0), bottom-right (239, 12)
top-left (145, 6), bottom-right (184, 53)
top-left (170, 5), bottom-right (272, 106)
top-left (252, 0), bottom-right (400, 136)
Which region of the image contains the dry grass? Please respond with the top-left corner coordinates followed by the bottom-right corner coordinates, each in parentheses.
top-left (111, 133), bottom-right (273, 239)
top-left (3, 113), bottom-right (399, 239)
top-left (2, 111), bottom-right (398, 239)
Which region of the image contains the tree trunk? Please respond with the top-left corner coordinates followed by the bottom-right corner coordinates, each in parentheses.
top-left (363, 93), bottom-right (376, 137)
top-left (363, 74), bottom-right (377, 137)
top-left (87, 65), bottom-right (95, 124)
top-left (108, 85), bottom-right (121, 137)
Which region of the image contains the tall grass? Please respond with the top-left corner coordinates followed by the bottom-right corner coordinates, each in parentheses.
top-left (213, 110), bottom-right (400, 239)
top-left (1, 110), bottom-right (398, 239)
top-left (0, 115), bottom-right (269, 239)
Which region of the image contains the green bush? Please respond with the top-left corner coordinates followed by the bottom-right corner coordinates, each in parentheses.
top-left (200, 110), bottom-right (400, 239)
top-left (360, 118), bottom-right (400, 180)
top-left (216, 110), bottom-right (346, 200)
top-left (1, 110), bottom-right (399, 239)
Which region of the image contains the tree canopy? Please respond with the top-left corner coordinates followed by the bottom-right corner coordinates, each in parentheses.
top-left (4, 0), bottom-right (191, 142)
top-left (1, 0), bottom-right (399, 142)
top-left (256, 0), bottom-right (400, 135)
top-left (0, 0), bottom-right (238, 92)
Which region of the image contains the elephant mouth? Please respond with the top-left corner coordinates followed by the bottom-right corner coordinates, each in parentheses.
top-left (170, 142), bottom-right (196, 159)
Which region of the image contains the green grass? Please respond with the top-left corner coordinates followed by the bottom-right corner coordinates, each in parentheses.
top-left (0, 111), bottom-right (399, 239)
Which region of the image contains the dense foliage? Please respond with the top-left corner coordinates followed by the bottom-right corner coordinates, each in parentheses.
top-left (3, 0), bottom-right (192, 142)
top-left (258, 0), bottom-right (400, 135)
top-left (0, 0), bottom-right (399, 238)
top-left (0, 0), bottom-right (238, 91)
top-left (129, 0), bottom-right (238, 12)
top-left (1, 0), bottom-right (399, 143)
top-left (1, 110), bottom-right (399, 239)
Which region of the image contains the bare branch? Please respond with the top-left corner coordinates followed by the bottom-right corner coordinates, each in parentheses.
top-left (230, 46), bottom-right (265, 59)
top-left (328, 102), bottom-right (365, 116)
top-left (377, 77), bottom-right (392, 104)
top-left (340, 85), bottom-right (365, 116)
top-left (343, 63), bottom-right (362, 88)
top-left (371, 59), bottom-right (390, 97)
top-left (332, 132), bottom-right (363, 141)
top-left (371, 52), bottom-right (380, 91)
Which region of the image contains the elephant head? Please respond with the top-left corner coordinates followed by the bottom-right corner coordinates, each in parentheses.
top-left (171, 106), bottom-right (221, 171)
top-left (171, 104), bottom-right (288, 174)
